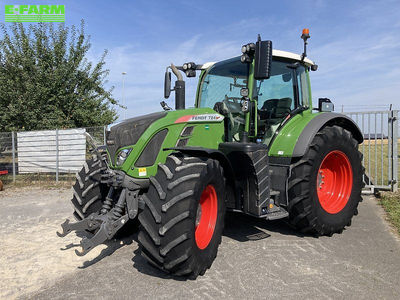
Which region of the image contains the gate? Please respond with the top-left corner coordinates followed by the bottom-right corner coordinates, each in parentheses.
top-left (344, 110), bottom-right (398, 192)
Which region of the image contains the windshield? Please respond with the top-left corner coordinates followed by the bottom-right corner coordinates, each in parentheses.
top-left (199, 57), bottom-right (248, 109)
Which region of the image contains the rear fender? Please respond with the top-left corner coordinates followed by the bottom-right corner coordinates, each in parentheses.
top-left (292, 112), bottom-right (363, 157)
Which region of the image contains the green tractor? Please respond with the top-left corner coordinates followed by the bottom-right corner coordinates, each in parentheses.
top-left (58, 30), bottom-right (364, 278)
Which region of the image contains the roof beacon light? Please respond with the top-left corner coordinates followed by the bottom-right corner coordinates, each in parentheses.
top-left (301, 28), bottom-right (310, 62)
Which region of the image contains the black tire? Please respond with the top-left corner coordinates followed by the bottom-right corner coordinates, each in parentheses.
top-left (288, 125), bottom-right (363, 236)
top-left (71, 156), bottom-right (139, 236)
top-left (138, 153), bottom-right (226, 278)
top-left (71, 156), bottom-right (108, 220)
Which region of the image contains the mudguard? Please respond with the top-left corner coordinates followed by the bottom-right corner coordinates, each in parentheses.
top-left (166, 146), bottom-right (237, 208)
top-left (166, 146), bottom-right (235, 182)
top-left (292, 112), bottom-right (363, 157)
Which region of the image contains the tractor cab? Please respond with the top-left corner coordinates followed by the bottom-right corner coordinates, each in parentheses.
top-left (196, 52), bottom-right (314, 146)
top-left (164, 32), bottom-right (317, 148)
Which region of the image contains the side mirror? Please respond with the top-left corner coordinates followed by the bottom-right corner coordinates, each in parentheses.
top-left (254, 39), bottom-right (272, 80)
top-left (164, 71), bottom-right (171, 99)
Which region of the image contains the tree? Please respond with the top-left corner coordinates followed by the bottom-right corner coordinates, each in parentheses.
top-left (0, 21), bottom-right (119, 131)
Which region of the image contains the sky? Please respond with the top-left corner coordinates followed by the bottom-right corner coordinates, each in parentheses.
top-left (1, 0), bottom-right (400, 121)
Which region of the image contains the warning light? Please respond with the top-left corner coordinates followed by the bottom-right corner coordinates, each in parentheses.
top-left (301, 28), bottom-right (310, 61)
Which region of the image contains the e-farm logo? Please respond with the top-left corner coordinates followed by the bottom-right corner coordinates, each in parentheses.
top-left (5, 5), bottom-right (65, 22)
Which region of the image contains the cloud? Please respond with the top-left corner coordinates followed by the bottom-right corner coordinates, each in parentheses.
top-left (92, 0), bottom-right (400, 121)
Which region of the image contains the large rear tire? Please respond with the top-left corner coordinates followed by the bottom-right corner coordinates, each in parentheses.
top-left (288, 125), bottom-right (363, 236)
top-left (138, 154), bottom-right (226, 278)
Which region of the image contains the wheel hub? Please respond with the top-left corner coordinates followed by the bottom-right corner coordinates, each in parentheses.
top-left (195, 205), bottom-right (202, 227)
top-left (316, 150), bottom-right (353, 214)
top-left (195, 185), bottom-right (218, 250)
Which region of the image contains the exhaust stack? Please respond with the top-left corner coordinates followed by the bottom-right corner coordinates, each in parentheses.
top-left (170, 64), bottom-right (185, 110)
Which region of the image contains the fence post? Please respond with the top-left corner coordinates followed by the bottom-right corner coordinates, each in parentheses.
top-left (56, 129), bottom-right (59, 182)
top-left (392, 110), bottom-right (398, 192)
top-left (388, 111), bottom-right (392, 188)
top-left (11, 131), bottom-right (16, 182)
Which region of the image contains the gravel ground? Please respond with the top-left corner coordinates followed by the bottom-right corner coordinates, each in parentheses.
top-left (1, 187), bottom-right (400, 299)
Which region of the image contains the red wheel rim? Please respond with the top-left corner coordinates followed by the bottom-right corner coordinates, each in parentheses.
top-left (316, 150), bottom-right (353, 214)
top-left (195, 185), bottom-right (218, 250)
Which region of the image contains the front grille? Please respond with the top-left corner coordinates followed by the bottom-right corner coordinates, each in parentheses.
top-left (106, 112), bottom-right (166, 165)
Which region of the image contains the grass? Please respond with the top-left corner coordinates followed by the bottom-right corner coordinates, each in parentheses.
top-left (0, 173), bottom-right (74, 190)
top-left (359, 139), bottom-right (399, 187)
top-left (380, 191), bottom-right (400, 236)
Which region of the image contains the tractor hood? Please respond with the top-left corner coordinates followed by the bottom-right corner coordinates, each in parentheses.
top-left (106, 107), bottom-right (225, 177)
top-left (106, 112), bottom-right (167, 164)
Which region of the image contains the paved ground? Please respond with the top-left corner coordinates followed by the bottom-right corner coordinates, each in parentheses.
top-left (1, 188), bottom-right (400, 299)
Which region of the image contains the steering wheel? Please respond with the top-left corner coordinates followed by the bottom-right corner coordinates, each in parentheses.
top-left (222, 96), bottom-right (242, 114)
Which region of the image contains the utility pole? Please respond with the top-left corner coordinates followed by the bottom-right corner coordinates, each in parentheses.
top-left (122, 72), bottom-right (127, 120)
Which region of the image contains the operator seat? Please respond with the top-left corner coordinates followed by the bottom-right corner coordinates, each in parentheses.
top-left (259, 98), bottom-right (292, 121)
top-left (258, 98), bottom-right (292, 145)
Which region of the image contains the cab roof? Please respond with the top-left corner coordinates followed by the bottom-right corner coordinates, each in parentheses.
top-left (201, 49), bottom-right (315, 70)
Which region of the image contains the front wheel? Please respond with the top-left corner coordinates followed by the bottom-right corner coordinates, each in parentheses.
top-left (138, 154), bottom-right (226, 278)
top-left (288, 125), bottom-right (363, 236)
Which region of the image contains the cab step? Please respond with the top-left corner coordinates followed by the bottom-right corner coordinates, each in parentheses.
top-left (264, 206), bottom-right (289, 220)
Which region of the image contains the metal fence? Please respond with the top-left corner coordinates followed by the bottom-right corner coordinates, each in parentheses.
top-left (0, 126), bottom-right (106, 183)
top-left (344, 110), bottom-right (398, 192)
top-left (1, 112), bottom-right (399, 192)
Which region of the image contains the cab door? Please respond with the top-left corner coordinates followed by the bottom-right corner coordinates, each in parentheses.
top-left (253, 59), bottom-right (303, 146)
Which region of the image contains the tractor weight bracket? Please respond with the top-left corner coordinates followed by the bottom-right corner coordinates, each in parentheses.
top-left (56, 213), bottom-right (103, 237)
top-left (126, 190), bottom-right (140, 219)
top-left (75, 213), bottom-right (130, 256)
top-left (57, 186), bottom-right (141, 256)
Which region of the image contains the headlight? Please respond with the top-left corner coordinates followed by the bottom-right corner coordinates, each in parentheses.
top-left (116, 148), bottom-right (132, 166)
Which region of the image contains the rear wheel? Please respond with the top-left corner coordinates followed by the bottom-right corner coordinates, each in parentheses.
top-left (288, 125), bottom-right (363, 236)
top-left (138, 154), bottom-right (226, 278)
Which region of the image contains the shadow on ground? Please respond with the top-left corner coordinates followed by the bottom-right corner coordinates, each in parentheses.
top-left (60, 212), bottom-right (312, 278)
top-left (59, 222), bottom-right (138, 269)
top-left (223, 211), bottom-right (309, 241)
top-left (131, 211), bottom-right (315, 279)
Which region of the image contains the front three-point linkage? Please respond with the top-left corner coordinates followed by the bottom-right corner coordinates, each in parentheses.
top-left (57, 170), bottom-right (140, 256)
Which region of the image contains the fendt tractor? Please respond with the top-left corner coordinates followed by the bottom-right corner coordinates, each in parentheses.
top-left (58, 29), bottom-right (364, 278)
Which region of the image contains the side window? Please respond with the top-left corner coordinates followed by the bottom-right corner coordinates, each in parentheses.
top-left (254, 60), bottom-right (299, 146)
top-left (255, 61), bottom-right (295, 113)
top-left (297, 66), bottom-right (310, 107)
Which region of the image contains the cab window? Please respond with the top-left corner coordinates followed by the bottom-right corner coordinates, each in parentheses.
top-left (254, 60), bottom-right (298, 145)
top-left (297, 65), bottom-right (310, 107)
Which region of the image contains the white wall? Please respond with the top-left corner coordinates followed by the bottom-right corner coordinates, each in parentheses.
top-left (17, 128), bottom-right (86, 173)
